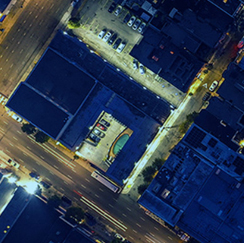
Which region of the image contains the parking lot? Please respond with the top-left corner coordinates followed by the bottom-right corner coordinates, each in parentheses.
top-left (71, 0), bottom-right (185, 108)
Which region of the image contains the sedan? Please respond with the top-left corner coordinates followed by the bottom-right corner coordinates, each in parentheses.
top-left (113, 38), bottom-right (122, 49)
top-left (108, 2), bottom-right (117, 13)
top-left (132, 19), bottom-right (141, 30)
top-left (96, 123), bottom-right (107, 131)
top-left (103, 31), bottom-right (113, 42)
top-left (209, 80), bottom-right (218, 92)
top-left (114, 6), bottom-right (122, 16)
top-left (127, 16), bottom-right (136, 27)
top-left (138, 22), bottom-right (146, 33)
top-left (123, 13), bottom-right (131, 23)
top-left (139, 64), bottom-right (145, 74)
top-left (108, 33), bottom-right (117, 45)
top-left (133, 59), bottom-right (138, 69)
top-left (98, 29), bottom-right (106, 39)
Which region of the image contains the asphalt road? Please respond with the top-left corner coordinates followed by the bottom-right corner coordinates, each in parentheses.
top-left (0, 0), bottom-right (70, 97)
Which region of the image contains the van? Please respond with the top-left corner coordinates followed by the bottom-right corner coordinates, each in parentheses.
top-left (12, 114), bottom-right (23, 122)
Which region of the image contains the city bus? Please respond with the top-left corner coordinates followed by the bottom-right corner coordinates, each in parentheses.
top-left (91, 171), bottom-right (121, 193)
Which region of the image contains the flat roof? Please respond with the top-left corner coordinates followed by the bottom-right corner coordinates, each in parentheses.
top-left (2, 196), bottom-right (72, 243)
top-left (26, 48), bottom-right (96, 115)
top-left (7, 83), bottom-right (70, 139)
top-left (0, 0), bottom-right (11, 13)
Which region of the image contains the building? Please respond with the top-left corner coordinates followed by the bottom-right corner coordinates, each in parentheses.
top-left (6, 31), bottom-right (171, 185)
top-left (138, 105), bottom-right (244, 243)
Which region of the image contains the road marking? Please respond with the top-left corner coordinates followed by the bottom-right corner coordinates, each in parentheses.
top-left (3, 121), bottom-right (8, 124)
top-left (85, 178), bottom-right (90, 182)
top-left (126, 207), bottom-right (131, 211)
top-left (64, 181), bottom-right (68, 185)
top-left (36, 161), bottom-right (40, 165)
top-left (23, 152), bottom-right (27, 156)
top-left (67, 175), bottom-right (72, 179)
top-left (122, 213), bottom-right (127, 217)
top-left (54, 165), bottom-right (59, 169)
top-left (133, 230), bottom-right (137, 233)
top-left (136, 223), bottom-right (142, 228)
top-left (81, 184), bottom-right (86, 188)
top-left (49, 171), bottom-right (54, 175)
top-left (99, 188), bottom-right (104, 192)
top-left (9, 143), bottom-right (13, 146)
top-left (40, 155), bottom-right (45, 160)
top-left (168, 236), bottom-right (173, 240)
top-left (27, 146), bottom-right (31, 150)
top-left (154, 227), bottom-right (159, 231)
top-left (140, 217), bottom-right (146, 221)
top-left (17, 130), bottom-right (21, 134)
top-left (95, 194), bottom-right (100, 198)
top-left (109, 204), bottom-right (114, 208)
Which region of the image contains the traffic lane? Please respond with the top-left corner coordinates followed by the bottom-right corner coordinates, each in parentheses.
top-left (0, 0), bottom-right (71, 94)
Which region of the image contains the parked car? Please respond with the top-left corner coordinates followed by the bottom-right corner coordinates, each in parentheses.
top-left (89, 133), bottom-right (101, 143)
top-left (108, 33), bottom-right (117, 45)
top-left (98, 29), bottom-right (106, 39)
top-left (96, 123), bottom-right (107, 131)
top-left (133, 59), bottom-right (138, 69)
top-left (114, 6), bottom-right (122, 16)
top-left (108, 2), bottom-right (117, 13)
top-left (209, 80), bottom-right (218, 92)
top-left (100, 119), bottom-right (110, 127)
top-left (116, 42), bottom-right (126, 53)
top-left (127, 16), bottom-right (136, 27)
top-left (11, 114), bottom-right (23, 123)
top-left (139, 64), bottom-right (145, 74)
top-left (103, 31), bottom-right (113, 42)
top-left (202, 92), bottom-right (211, 101)
top-left (132, 19), bottom-right (141, 30)
top-left (138, 22), bottom-right (146, 33)
top-left (93, 128), bottom-right (105, 138)
top-left (123, 13), bottom-right (131, 23)
top-left (29, 172), bottom-right (40, 180)
top-left (113, 38), bottom-right (122, 49)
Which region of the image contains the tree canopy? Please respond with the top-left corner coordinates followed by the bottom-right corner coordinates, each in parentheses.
top-left (21, 123), bottom-right (36, 135)
top-left (65, 206), bottom-right (84, 223)
top-left (34, 131), bottom-right (50, 143)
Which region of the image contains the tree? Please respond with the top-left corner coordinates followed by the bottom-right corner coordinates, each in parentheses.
top-left (67, 18), bottom-right (80, 29)
top-left (48, 195), bottom-right (62, 208)
top-left (152, 158), bottom-right (165, 170)
top-left (111, 239), bottom-right (124, 243)
top-left (137, 184), bottom-right (149, 195)
top-left (73, 155), bottom-right (79, 160)
top-left (21, 123), bottom-right (36, 135)
top-left (142, 166), bottom-right (156, 182)
top-left (34, 131), bottom-right (50, 144)
top-left (179, 112), bottom-right (199, 134)
top-left (65, 206), bottom-right (84, 223)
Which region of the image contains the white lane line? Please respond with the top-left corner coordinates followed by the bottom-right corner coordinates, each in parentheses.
top-left (64, 181), bottom-right (68, 185)
top-left (140, 217), bottom-right (146, 221)
top-left (49, 171), bottom-right (54, 175)
top-left (67, 175), bottom-right (72, 179)
top-left (133, 230), bottom-right (137, 233)
top-left (126, 207), bottom-right (131, 211)
top-left (27, 146), bottom-right (31, 150)
top-left (95, 194), bottom-right (100, 198)
top-left (17, 130), bottom-right (21, 134)
top-left (109, 204), bottom-right (114, 208)
top-left (85, 178), bottom-right (90, 182)
top-left (40, 156), bottom-right (45, 160)
top-left (23, 152), bottom-right (27, 156)
top-left (168, 236), bottom-right (173, 240)
top-left (136, 223), bottom-right (142, 228)
top-left (99, 188), bottom-right (104, 192)
top-left (3, 121), bottom-right (8, 124)
top-left (122, 213), bottom-right (127, 217)
top-left (81, 184), bottom-right (86, 188)
top-left (54, 165), bottom-right (59, 169)
top-left (154, 227), bottom-right (159, 231)
top-left (9, 143), bottom-right (13, 146)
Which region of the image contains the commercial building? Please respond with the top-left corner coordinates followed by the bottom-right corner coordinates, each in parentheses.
top-left (6, 31), bottom-right (171, 185)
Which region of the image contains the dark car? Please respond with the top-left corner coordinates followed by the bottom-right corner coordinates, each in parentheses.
top-left (62, 196), bottom-right (72, 206)
top-left (108, 2), bottom-right (117, 13)
top-left (112, 38), bottom-right (122, 49)
top-left (100, 119), bottom-right (110, 127)
top-left (123, 13), bottom-right (131, 23)
top-left (108, 33), bottom-right (118, 45)
top-left (40, 180), bottom-right (52, 189)
top-left (89, 133), bottom-right (101, 143)
top-left (29, 172), bottom-right (40, 180)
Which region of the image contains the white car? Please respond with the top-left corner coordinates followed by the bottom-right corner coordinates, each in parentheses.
top-left (133, 59), bottom-right (138, 69)
top-left (139, 64), bottom-right (145, 74)
top-left (116, 42), bottom-right (126, 53)
top-left (138, 22), bottom-right (146, 33)
top-left (127, 16), bottom-right (136, 27)
top-left (103, 31), bottom-right (112, 42)
top-left (98, 29), bottom-right (106, 39)
top-left (114, 6), bottom-right (122, 16)
top-left (132, 19), bottom-right (141, 30)
top-left (209, 80), bottom-right (218, 92)
top-left (12, 114), bottom-right (23, 123)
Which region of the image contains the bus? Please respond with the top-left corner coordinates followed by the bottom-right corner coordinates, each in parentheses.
top-left (91, 171), bottom-right (121, 193)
